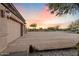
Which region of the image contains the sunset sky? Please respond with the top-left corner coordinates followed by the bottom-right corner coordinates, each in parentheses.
top-left (14, 3), bottom-right (79, 29)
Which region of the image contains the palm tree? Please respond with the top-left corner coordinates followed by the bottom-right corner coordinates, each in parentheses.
top-left (48, 3), bottom-right (79, 16)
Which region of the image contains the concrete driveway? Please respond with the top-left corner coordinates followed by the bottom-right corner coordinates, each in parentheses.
top-left (4, 31), bottom-right (79, 53)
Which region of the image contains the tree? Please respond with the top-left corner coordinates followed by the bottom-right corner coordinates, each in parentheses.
top-left (55, 25), bottom-right (59, 30)
top-left (39, 27), bottom-right (43, 30)
top-left (48, 3), bottom-right (79, 16)
top-left (47, 27), bottom-right (56, 31)
top-left (48, 3), bottom-right (79, 54)
top-left (69, 19), bottom-right (79, 31)
top-left (30, 23), bottom-right (37, 29)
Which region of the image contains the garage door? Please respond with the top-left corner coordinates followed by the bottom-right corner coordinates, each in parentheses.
top-left (7, 19), bottom-right (21, 43)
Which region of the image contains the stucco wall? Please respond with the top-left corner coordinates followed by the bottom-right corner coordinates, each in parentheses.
top-left (0, 18), bottom-right (8, 53)
top-left (0, 4), bottom-right (26, 53)
top-left (0, 4), bottom-right (8, 52)
top-left (2, 4), bottom-right (25, 43)
top-left (7, 19), bottom-right (21, 43)
top-left (5, 7), bottom-right (24, 43)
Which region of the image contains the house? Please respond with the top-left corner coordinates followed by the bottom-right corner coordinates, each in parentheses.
top-left (0, 3), bottom-right (26, 53)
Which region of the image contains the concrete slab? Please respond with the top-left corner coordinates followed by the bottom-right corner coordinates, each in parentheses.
top-left (3, 31), bottom-right (79, 54)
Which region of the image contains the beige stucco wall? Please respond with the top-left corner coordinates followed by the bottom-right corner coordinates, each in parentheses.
top-left (7, 19), bottom-right (21, 43)
top-left (3, 4), bottom-right (25, 43)
top-left (4, 6), bottom-right (24, 43)
top-left (0, 4), bottom-right (26, 53)
top-left (0, 4), bottom-right (8, 53)
top-left (0, 18), bottom-right (8, 53)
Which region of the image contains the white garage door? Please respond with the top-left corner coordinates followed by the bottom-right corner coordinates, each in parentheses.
top-left (7, 19), bottom-right (21, 43)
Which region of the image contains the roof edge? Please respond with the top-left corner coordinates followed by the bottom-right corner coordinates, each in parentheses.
top-left (1, 3), bottom-right (26, 23)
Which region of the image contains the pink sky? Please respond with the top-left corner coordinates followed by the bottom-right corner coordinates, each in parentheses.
top-left (26, 6), bottom-right (70, 29)
top-left (14, 4), bottom-right (79, 29)
top-left (26, 6), bottom-right (60, 29)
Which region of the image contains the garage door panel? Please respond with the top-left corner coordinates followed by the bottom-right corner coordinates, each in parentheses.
top-left (7, 19), bottom-right (20, 43)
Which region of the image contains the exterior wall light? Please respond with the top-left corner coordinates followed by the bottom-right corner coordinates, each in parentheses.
top-left (0, 9), bottom-right (5, 18)
top-left (5, 9), bottom-right (11, 19)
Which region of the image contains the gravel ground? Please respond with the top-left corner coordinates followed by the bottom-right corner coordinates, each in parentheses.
top-left (3, 48), bottom-right (78, 56)
top-left (28, 48), bottom-right (78, 56)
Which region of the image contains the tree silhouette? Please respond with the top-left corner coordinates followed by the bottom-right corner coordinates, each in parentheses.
top-left (69, 19), bottom-right (79, 32)
top-left (47, 27), bottom-right (55, 31)
top-left (48, 3), bottom-right (79, 16)
top-left (30, 23), bottom-right (37, 29)
top-left (55, 25), bottom-right (59, 30)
